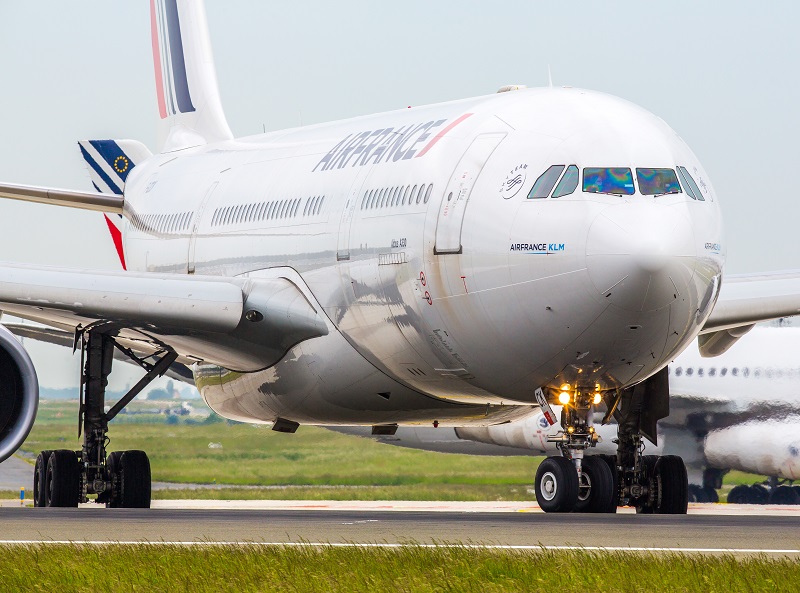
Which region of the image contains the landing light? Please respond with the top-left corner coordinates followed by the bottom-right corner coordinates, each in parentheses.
top-left (560, 383), bottom-right (570, 391)
top-left (558, 391), bottom-right (571, 405)
top-left (567, 426), bottom-right (575, 434)
top-left (592, 393), bottom-right (602, 405)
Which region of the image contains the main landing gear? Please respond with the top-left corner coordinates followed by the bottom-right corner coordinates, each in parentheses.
top-left (33, 326), bottom-right (176, 508)
top-left (534, 369), bottom-right (689, 514)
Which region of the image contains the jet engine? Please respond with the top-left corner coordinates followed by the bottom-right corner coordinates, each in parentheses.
top-left (0, 323), bottom-right (39, 462)
top-left (704, 420), bottom-right (800, 480)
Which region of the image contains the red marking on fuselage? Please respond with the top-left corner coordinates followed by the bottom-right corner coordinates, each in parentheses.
top-left (103, 214), bottom-right (127, 270)
top-left (415, 113), bottom-right (474, 158)
top-left (150, 0), bottom-right (167, 119)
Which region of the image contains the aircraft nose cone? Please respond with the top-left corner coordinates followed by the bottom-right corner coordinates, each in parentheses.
top-left (585, 203), bottom-right (696, 312)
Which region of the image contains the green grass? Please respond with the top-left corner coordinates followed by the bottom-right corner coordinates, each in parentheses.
top-left (19, 401), bottom-right (538, 495)
top-left (13, 401), bottom-right (773, 501)
top-left (0, 545), bottom-right (797, 592)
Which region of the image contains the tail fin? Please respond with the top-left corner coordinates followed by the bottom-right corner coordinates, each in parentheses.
top-left (150, 0), bottom-right (233, 152)
top-left (78, 139), bottom-right (152, 270)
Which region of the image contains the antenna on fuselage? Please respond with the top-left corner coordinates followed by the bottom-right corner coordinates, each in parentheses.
top-left (548, 65), bottom-right (553, 88)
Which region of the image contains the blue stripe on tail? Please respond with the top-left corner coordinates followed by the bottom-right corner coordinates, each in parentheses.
top-left (165, 0), bottom-right (195, 114)
top-left (79, 144), bottom-right (123, 195)
top-left (88, 140), bottom-right (136, 183)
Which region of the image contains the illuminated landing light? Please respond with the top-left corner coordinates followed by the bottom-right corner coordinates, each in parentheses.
top-left (593, 393), bottom-right (602, 405)
top-left (558, 391), bottom-right (571, 405)
top-left (567, 426), bottom-right (575, 434)
top-left (560, 383), bottom-right (571, 391)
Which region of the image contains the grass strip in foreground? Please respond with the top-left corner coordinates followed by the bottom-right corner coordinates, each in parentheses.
top-left (1, 545), bottom-right (798, 592)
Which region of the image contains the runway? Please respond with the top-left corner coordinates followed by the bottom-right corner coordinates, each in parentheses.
top-left (1, 504), bottom-right (799, 555)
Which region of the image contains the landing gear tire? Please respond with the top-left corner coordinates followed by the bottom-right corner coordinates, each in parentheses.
top-left (33, 450), bottom-right (53, 508)
top-left (636, 455), bottom-right (688, 514)
top-left (688, 484), bottom-right (719, 503)
top-left (45, 450), bottom-right (80, 508)
top-left (535, 456), bottom-right (578, 513)
top-left (750, 484), bottom-right (769, 505)
top-left (575, 456), bottom-right (616, 513)
top-left (117, 450), bottom-right (151, 509)
top-left (727, 484), bottom-right (751, 504)
top-left (769, 485), bottom-right (800, 505)
top-left (104, 451), bottom-right (124, 508)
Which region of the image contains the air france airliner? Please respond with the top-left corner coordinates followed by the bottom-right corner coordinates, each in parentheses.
top-left (1, 0), bottom-right (799, 514)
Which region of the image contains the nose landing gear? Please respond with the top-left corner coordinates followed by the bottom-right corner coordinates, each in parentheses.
top-left (534, 369), bottom-right (689, 514)
top-left (32, 326), bottom-right (176, 508)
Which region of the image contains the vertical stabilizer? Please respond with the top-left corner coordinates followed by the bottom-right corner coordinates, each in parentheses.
top-left (150, 0), bottom-right (233, 152)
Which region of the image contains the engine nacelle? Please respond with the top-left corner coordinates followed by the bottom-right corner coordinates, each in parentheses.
top-left (0, 324), bottom-right (39, 462)
top-left (704, 420), bottom-right (800, 479)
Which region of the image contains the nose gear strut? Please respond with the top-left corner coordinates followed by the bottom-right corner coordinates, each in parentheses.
top-left (533, 367), bottom-right (688, 514)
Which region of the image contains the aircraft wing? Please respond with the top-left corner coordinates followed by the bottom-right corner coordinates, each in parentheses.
top-left (2, 321), bottom-right (196, 383)
top-left (0, 182), bottom-right (122, 213)
top-left (0, 263), bottom-right (329, 372)
top-left (699, 271), bottom-right (800, 356)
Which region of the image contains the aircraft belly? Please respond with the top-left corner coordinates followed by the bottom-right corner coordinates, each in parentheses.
top-left (197, 322), bottom-right (533, 425)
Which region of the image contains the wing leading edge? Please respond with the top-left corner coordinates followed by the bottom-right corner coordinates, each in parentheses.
top-left (700, 271), bottom-right (800, 357)
top-left (0, 264), bottom-right (328, 372)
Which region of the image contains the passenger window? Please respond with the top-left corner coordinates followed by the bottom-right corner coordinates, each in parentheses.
top-left (583, 168), bottom-right (634, 196)
top-left (424, 184), bottom-right (433, 203)
top-left (636, 168), bottom-right (681, 196)
top-left (552, 165), bottom-right (578, 198)
top-left (528, 165), bottom-right (565, 199)
top-left (417, 184), bottom-right (426, 204)
top-left (677, 166), bottom-right (705, 201)
top-left (402, 186), bottom-right (410, 205)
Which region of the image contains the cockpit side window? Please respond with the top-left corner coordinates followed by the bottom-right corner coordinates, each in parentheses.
top-left (677, 166), bottom-right (705, 201)
top-left (552, 165), bottom-right (579, 198)
top-left (636, 168), bottom-right (681, 196)
top-left (528, 165), bottom-right (565, 199)
top-left (583, 168), bottom-right (635, 195)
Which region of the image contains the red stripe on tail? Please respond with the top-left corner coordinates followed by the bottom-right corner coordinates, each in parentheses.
top-left (103, 214), bottom-right (127, 270)
top-left (150, 0), bottom-right (167, 119)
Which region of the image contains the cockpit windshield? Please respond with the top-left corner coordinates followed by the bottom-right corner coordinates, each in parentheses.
top-left (582, 168), bottom-right (634, 195)
top-left (636, 168), bottom-right (681, 196)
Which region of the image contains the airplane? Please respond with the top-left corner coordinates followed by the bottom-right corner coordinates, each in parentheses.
top-left (1, 0), bottom-right (799, 514)
top-left (335, 320), bottom-right (800, 506)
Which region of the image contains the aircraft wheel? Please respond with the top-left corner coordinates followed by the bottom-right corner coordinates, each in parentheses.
top-left (727, 484), bottom-right (752, 504)
top-left (575, 456), bottom-right (616, 513)
top-left (104, 451), bottom-right (124, 508)
top-left (45, 450), bottom-right (80, 508)
top-left (688, 484), bottom-right (708, 503)
top-left (769, 485), bottom-right (800, 505)
top-left (118, 450), bottom-right (151, 509)
top-left (750, 484), bottom-right (769, 505)
top-left (704, 486), bottom-right (719, 503)
top-left (637, 455), bottom-right (688, 514)
top-left (33, 450), bottom-right (53, 507)
top-left (535, 456), bottom-right (578, 513)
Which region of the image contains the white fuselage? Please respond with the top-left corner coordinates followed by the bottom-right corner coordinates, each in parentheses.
top-left (120, 88), bottom-right (724, 426)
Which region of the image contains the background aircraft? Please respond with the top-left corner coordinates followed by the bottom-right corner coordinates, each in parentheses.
top-left (0, 0), bottom-right (799, 516)
top-left (336, 320), bottom-right (800, 504)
